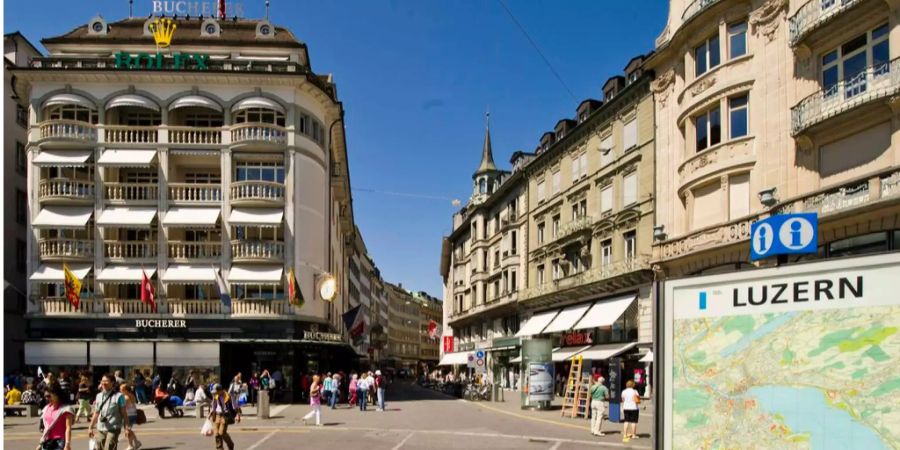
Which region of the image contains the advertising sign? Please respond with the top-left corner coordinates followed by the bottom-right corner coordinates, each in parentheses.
top-left (527, 362), bottom-right (554, 402)
top-left (559, 330), bottom-right (593, 346)
top-left (608, 357), bottom-right (623, 423)
top-left (661, 253), bottom-right (900, 450)
top-left (442, 336), bottom-right (454, 353)
top-left (749, 213), bottom-right (818, 261)
top-left (466, 353), bottom-right (475, 369)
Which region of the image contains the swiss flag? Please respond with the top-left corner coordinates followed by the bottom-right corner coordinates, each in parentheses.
top-left (141, 269), bottom-right (157, 312)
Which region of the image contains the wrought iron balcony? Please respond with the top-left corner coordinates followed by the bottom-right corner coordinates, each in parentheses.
top-left (521, 257), bottom-right (649, 300)
top-left (789, 0), bottom-right (864, 47)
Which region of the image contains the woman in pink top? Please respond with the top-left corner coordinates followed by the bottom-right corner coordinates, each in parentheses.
top-left (37, 384), bottom-right (73, 450)
top-left (301, 375), bottom-right (322, 426)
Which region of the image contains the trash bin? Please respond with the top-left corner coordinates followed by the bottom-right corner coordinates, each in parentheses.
top-left (258, 390), bottom-right (270, 419)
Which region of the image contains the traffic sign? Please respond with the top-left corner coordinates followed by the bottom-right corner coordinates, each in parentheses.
top-left (750, 213), bottom-right (818, 261)
top-left (467, 353), bottom-right (475, 368)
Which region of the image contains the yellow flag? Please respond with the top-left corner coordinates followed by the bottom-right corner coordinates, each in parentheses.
top-left (63, 263), bottom-right (82, 309)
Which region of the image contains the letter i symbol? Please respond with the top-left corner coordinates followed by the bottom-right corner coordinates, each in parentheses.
top-left (699, 292), bottom-right (708, 310)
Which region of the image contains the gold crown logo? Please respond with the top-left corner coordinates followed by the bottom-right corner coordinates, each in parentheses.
top-left (149, 18), bottom-right (177, 48)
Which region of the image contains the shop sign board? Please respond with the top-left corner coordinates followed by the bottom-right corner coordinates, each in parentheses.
top-left (151, 1), bottom-right (246, 17)
top-left (559, 330), bottom-right (593, 347)
top-left (303, 330), bottom-right (342, 343)
top-left (661, 253), bottom-right (899, 450)
top-left (457, 342), bottom-right (476, 352)
top-left (442, 336), bottom-right (454, 353)
top-left (135, 319), bottom-right (187, 329)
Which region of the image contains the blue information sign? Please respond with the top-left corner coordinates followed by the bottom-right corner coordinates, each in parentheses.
top-left (750, 213), bottom-right (818, 261)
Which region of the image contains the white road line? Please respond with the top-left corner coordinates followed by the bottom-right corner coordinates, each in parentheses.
top-left (391, 431), bottom-right (415, 450)
top-left (548, 441), bottom-right (562, 450)
top-left (245, 430), bottom-right (278, 450)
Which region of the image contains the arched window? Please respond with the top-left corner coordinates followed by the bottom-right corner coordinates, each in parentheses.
top-left (233, 107), bottom-right (285, 126)
top-left (479, 178), bottom-right (487, 194)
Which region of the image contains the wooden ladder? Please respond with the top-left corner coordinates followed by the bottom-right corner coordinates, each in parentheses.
top-left (561, 355), bottom-right (584, 418)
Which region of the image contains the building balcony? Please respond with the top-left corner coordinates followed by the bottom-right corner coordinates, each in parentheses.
top-left (230, 241), bottom-right (285, 262)
top-left (681, 0), bottom-right (723, 24)
top-left (231, 299), bottom-right (293, 317)
top-left (559, 216), bottom-right (593, 239)
top-left (789, 0), bottom-right (866, 49)
top-left (105, 182), bottom-right (159, 204)
top-left (230, 123), bottom-right (287, 147)
top-left (38, 238), bottom-right (94, 261)
top-left (104, 125), bottom-right (158, 145)
top-left (166, 299), bottom-right (223, 316)
top-left (168, 127), bottom-right (222, 145)
top-left (230, 181), bottom-right (285, 205)
top-left (37, 120), bottom-right (97, 147)
top-left (104, 240), bottom-right (158, 262)
top-left (168, 241), bottom-right (222, 262)
top-left (168, 183), bottom-right (222, 204)
top-left (521, 257), bottom-right (650, 303)
top-left (35, 296), bottom-right (98, 315)
top-left (792, 58), bottom-right (900, 137)
top-left (101, 299), bottom-right (156, 316)
top-left (38, 179), bottom-right (95, 205)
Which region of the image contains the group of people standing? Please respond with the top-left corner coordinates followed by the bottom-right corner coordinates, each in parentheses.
top-left (588, 376), bottom-right (642, 443)
top-left (301, 370), bottom-right (388, 426)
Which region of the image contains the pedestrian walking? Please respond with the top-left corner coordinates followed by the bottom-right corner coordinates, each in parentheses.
top-left (120, 384), bottom-right (143, 450)
top-left (589, 375), bottom-right (609, 437)
top-left (329, 373), bottom-right (341, 409)
top-left (375, 370), bottom-right (386, 412)
top-left (322, 373), bottom-right (333, 407)
top-left (74, 376), bottom-right (93, 424)
top-left (348, 374), bottom-right (358, 408)
top-left (133, 372), bottom-right (147, 405)
top-left (301, 375), bottom-right (322, 426)
top-left (37, 383), bottom-right (73, 450)
top-left (229, 373), bottom-right (242, 400)
top-left (88, 373), bottom-right (131, 450)
top-left (356, 374), bottom-right (369, 411)
top-left (248, 373), bottom-right (260, 407)
top-left (365, 372), bottom-right (375, 406)
top-left (621, 380), bottom-right (640, 443)
top-left (209, 384), bottom-right (241, 450)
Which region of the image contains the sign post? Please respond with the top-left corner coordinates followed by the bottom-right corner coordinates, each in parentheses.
top-left (608, 357), bottom-right (623, 423)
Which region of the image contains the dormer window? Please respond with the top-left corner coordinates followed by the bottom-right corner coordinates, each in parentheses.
top-left (201, 19), bottom-right (221, 37)
top-left (88, 16), bottom-right (108, 36)
top-left (256, 21), bottom-right (275, 39)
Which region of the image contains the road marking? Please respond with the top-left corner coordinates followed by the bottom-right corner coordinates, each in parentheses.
top-left (468, 401), bottom-right (591, 431)
top-left (391, 431), bottom-right (415, 450)
top-left (246, 430), bottom-right (278, 450)
top-left (549, 441), bottom-right (562, 450)
top-left (2, 428), bottom-right (306, 441)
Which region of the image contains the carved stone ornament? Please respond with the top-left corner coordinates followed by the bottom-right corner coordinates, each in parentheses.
top-left (749, 0), bottom-right (787, 42)
top-left (651, 69), bottom-right (676, 107)
top-left (691, 75), bottom-right (716, 96)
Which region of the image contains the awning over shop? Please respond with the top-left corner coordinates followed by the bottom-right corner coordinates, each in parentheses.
top-left (578, 342), bottom-right (637, 361)
top-left (107, 94), bottom-right (160, 112)
top-left (228, 265), bottom-right (283, 283)
top-left (162, 207), bottom-right (221, 227)
top-left (43, 93), bottom-right (95, 109)
top-left (229, 208), bottom-right (283, 226)
top-left (573, 295), bottom-right (637, 330)
top-left (33, 149), bottom-right (93, 166)
top-left (551, 345), bottom-right (591, 362)
top-left (510, 356), bottom-right (522, 363)
top-left (25, 341), bottom-right (88, 365)
top-left (97, 265), bottom-right (155, 283)
top-left (98, 149), bottom-right (158, 167)
top-left (30, 264), bottom-right (92, 282)
top-left (156, 342), bottom-right (219, 367)
top-left (515, 309), bottom-right (560, 337)
top-left (640, 350), bottom-right (654, 363)
top-left (231, 96), bottom-right (285, 114)
top-left (438, 352), bottom-right (470, 366)
top-left (542, 303), bottom-right (592, 334)
top-left (168, 95), bottom-right (222, 112)
top-left (90, 342), bottom-right (154, 365)
top-left (97, 207), bottom-right (157, 227)
top-left (32, 206), bottom-right (93, 229)
top-left (162, 265), bottom-right (218, 284)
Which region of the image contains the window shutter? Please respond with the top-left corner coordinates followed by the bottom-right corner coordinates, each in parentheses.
top-left (601, 135), bottom-right (614, 166)
top-left (624, 119), bottom-right (637, 150)
top-left (571, 157), bottom-right (580, 182)
top-left (624, 172), bottom-right (638, 206)
top-left (537, 181), bottom-right (545, 201)
top-left (692, 182), bottom-right (723, 229)
top-left (579, 153), bottom-right (588, 177)
top-left (552, 171), bottom-right (561, 193)
top-left (601, 186), bottom-right (613, 212)
top-left (728, 173), bottom-right (750, 219)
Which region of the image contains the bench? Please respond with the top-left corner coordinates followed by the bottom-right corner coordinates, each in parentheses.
top-left (175, 403), bottom-right (209, 418)
top-left (4, 405), bottom-right (26, 416)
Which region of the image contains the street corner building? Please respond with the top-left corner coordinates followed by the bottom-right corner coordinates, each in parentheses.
top-left (9, 13), bottom-right (365, 399)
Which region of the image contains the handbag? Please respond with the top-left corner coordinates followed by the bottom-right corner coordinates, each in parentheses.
top-left (135, 409), bottom-right (147, 425)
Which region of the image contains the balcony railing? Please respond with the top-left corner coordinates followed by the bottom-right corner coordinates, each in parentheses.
top-left (558, 215), bottom-right (593, 240)
top-left (168, 127), bottom-right (222, 145)
top-left (231, 241), bottom-right (285, 261)
top-left (36, 296), bottom-right (97, 314)
top-left (230, 181), bottom-right (285, 203)
top-left (39, 238), bottom-right (94, 260)
top-left (39, 179), bottom-right (95, 202)
top-left (105, 240), bottom-right (158, 260)
top-left (521, 257), bottom-right (649, 300)
top-left (168, 183), bottom-right (222, 203)
top-left (231, 123), bottom-right (287, 145)
top-left (789, 0), bottom-right (863, 47)
top-left (792, 58), bottom-right (900, 135)
top-left (39, 120), bottom-right (97, 143)
top-left (231, 299), bottom-right (292, 316)
top-left (104, 125), bottom-right (158, 144)
top-left (168, 241), bottom-right (222, 261)
top-left (102, 299), bottom-right (156, 315)
top-left (105, 183), bottom-right (159, 202)
top-left (167, 299), bottom-right (223, 316)
top-left (681, 0), bottom-right (723, 23)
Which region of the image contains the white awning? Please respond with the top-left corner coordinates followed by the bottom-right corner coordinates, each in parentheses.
top-left (107, 93), bottom-right (160, 112)
top-left (156, 342), bottom-right (219, 366)
top-left (97, 207), bottom-right (157, 227)
top-left (515, 309), bottom-right (560, 337)
top-left (90, 342), bottom-right (154, 365)
top-left (438, 352), bottom-right (470, 366)
top-left (25, 342), bottom-right (87, 365)
top-left (574, 295), bottom-right (637, 330)
top-left (640, 350), bottom-right (654, 363)
top-left (97, 265), bottom-right (155, 283)
top-left (42, 93), bottom-right (95, 110)
top-left (162, 208), bottom-right (221, 227)
top-left (231, 96), bottom-right (285, 114)
top-left (32, 206), bottom-right (93, 229)
top-left (579, 342), bottom-right (637, 361)
top-left (552, 345), bottom-right (591, 362)
top-left (162, 265), bottom-right (218, 284)
top-left (98, 149), bottom-right (157, 167)
top-left (228, 265), bottom-right (283, 283)
top-left (229, 208), bottom-right (283, 226)
top-left (30, 264), bottom-right (92, 282)
top-left (542, 303), bottom-right (592, 334)
top-left (168, 95), bottom-right (223, 112)
top-left (510, 356), bottom-right (522, 363)
top-left (33, 149), bottom-right (93, 166)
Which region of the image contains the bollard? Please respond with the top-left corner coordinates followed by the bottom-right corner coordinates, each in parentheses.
top-left (258, 390), bottom-right (270, 419)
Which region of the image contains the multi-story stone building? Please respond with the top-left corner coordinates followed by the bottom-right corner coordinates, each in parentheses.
top-left (345, 225), bottom-right (376, 364)
top-left (385, 282), bottom-right (423, 376)
top-left (414, 290), bottom-right (442, 373)
top-left (12, 15), bottom-right (360, 399)
top-left (4, 31), bottom-right (42, 372)
top-left (647, 0), bottom-right (900, 275)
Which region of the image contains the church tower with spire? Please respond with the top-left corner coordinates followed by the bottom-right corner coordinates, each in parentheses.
top-left (471, 113), bottom-right (504, 205)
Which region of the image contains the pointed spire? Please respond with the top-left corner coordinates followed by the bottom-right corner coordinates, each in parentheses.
top-left (475, 111), bottom-right (497, 175)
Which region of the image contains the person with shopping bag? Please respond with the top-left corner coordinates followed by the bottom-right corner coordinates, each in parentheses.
top-left (208, 384), bottom-right (241, 450)
top-left (88, 374), bottom-right (131, 450)
top-left (301, 375), bottom-right (322, 426)
top-left (35, 383), bottom-right (73, 450)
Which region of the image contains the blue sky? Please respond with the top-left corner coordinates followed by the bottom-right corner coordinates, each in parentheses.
top-left (5, 0), bottom-right (669, 298)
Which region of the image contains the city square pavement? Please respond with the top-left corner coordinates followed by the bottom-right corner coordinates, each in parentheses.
top-left (3, 382), bottom-right (653, 449)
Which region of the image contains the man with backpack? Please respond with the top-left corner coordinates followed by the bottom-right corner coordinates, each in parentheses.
top-left (88, 373), bottom-right (131, 450)
top-left (209, 384), bottom-right (241, 450)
